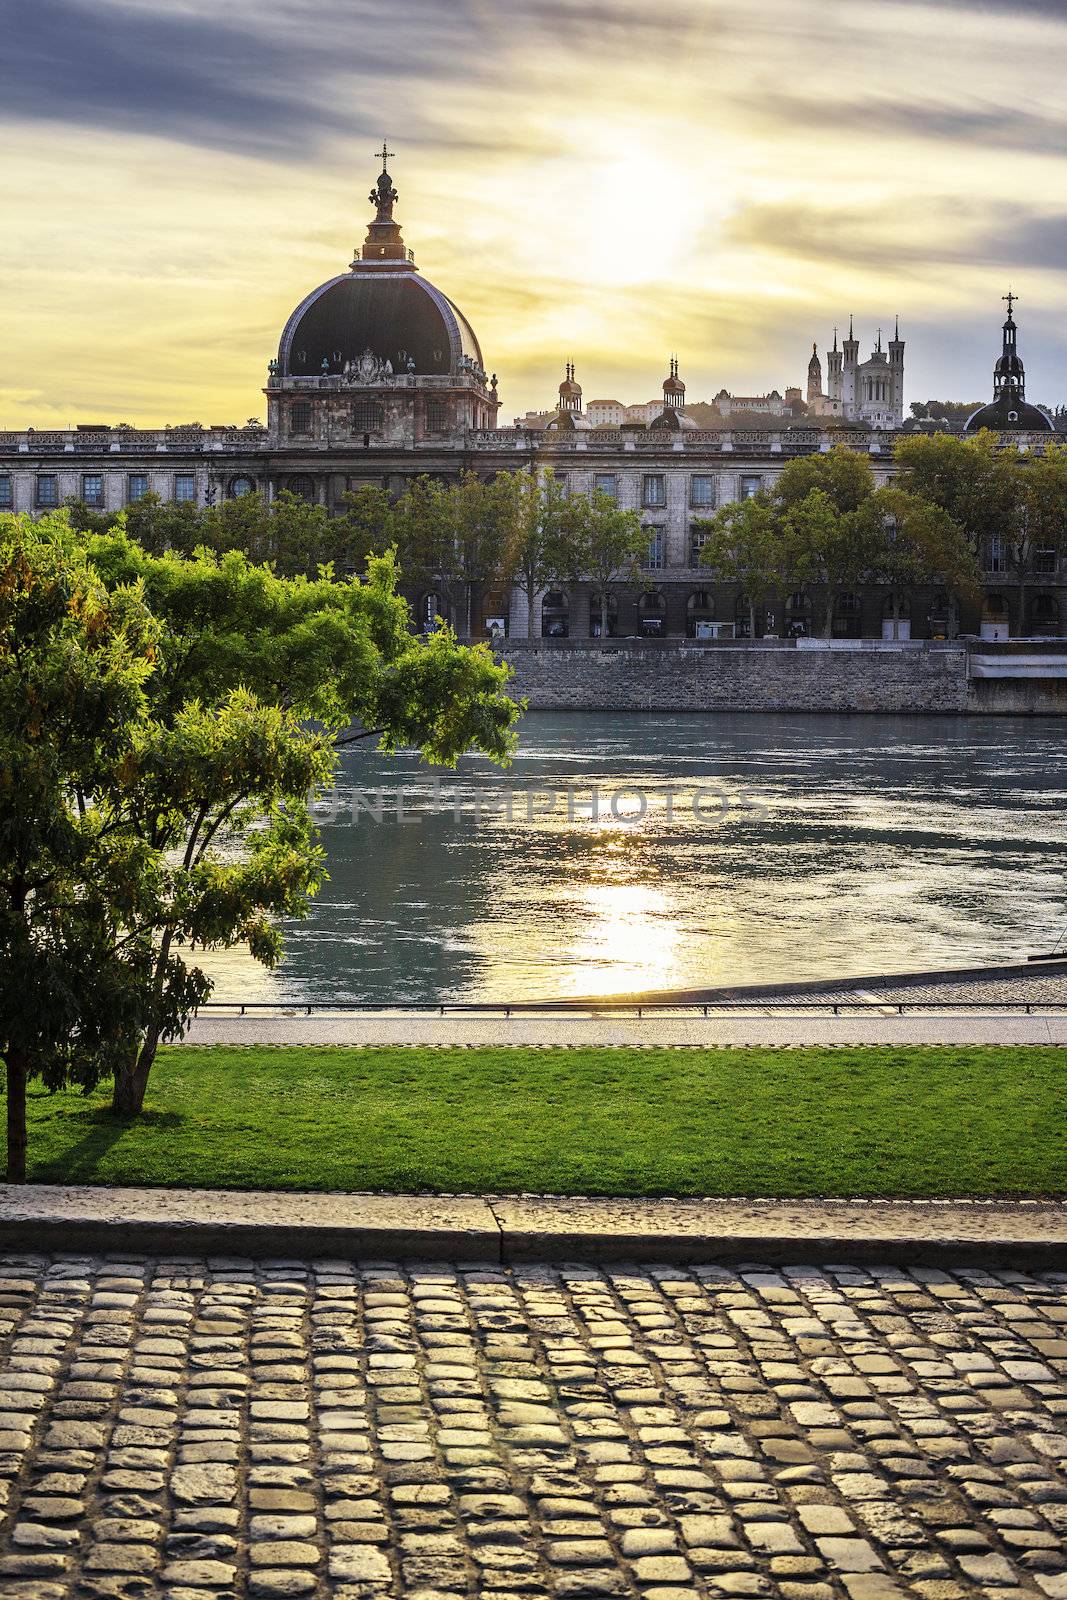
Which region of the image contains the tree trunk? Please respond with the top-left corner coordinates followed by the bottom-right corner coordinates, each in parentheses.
top-left (1017, 580), bottom-right (1027, 638)
top-left (822, 592), bottom-right (836, 640)
top-left (111, 929), bottom-right (171, 1116)
top-left (748, 600), bottom-right (757, 641)
top-left (600, 591), bottom-right (608, 642)
top-left (111, 1049), bottom-right (154, 1117)
top-left (5, 1047), bottom-right (29, 1183)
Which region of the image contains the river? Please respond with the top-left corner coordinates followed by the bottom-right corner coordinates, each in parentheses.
top-left (197, 712), bottom-right (1067, 1004)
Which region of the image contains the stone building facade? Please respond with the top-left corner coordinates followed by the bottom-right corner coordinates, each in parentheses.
top-left (1, 157), bottom-right (1064, 642)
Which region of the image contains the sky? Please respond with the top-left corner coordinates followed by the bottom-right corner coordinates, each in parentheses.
top-left (2, 0), bottom-right (1067, 427)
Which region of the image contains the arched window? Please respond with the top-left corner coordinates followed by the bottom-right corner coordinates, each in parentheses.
top-left (421, 591), bottom-right (448, 632)
top-left (831, 591), bottom-right (862, 638)
top-left (638, 591), bottom-right (666, 637)
top-left (734, 592), bottom-right (754, 638)
top-left (1031, 594), bottom-right (1061, 635)
top-left (229, 476), bottom-right (256, 498)
top-left (786, 591), bottom-right (811, 638)
top-left (541, 590), bottom-right (570, 638)
top-left (352, 400), bottom-right (383, 434)
top-left (686, 590), bottom-right (714, 639)
top-left (287, 475), bottom-right (315, 502)
top-left (589, 593), bottom-right (618, 638)
top-left (290, 402), bottom-right (313, 436)
top-left (984, 592), bottom-right (1008, 619)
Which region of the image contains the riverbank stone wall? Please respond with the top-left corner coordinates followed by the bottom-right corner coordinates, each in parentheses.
top-left (497, 641), bottom-right (1067, 714)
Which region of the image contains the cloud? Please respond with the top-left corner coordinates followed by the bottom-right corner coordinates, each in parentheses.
top-left (0, 0), bottom-right (502, 156)
top-left (728, 197), bottom-right (1067, 279)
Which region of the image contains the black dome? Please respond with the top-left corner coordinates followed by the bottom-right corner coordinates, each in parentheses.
top-left (278, 269), bottom-right (483, 379)
top-left (966, 394), bottom-right (1053, 433)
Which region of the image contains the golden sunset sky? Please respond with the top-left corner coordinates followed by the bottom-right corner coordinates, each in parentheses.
top-left (3, 0), bottom-right (1067, 427)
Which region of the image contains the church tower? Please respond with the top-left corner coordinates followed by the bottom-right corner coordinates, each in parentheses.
top-left (826, 328), bottom-right (843, 404)
top-left (888, 316), bottom-right (905, 425)
top-left (842, 316), bottom-right (860, 414)
top-left (806, 343), bottom-right (823, 405)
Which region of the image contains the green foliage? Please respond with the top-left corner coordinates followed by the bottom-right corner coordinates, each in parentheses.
top-left (562, 488), bottom-right (649, 637)
top-left (0, 510), bottom-right (521, 1161)
top-left (696, 495), bottom-right (786, 637)
top-left (494, 471), bottom-right (572, 628)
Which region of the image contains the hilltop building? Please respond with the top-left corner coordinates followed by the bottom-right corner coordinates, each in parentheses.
top-left (0, 154), bottom-right (1062, 640)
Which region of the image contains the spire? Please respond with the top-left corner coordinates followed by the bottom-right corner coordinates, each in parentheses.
top-left (894, 314), bottom-right (900, 341)
top-left (832, 325), bottom-right (838, 352)
top-left (663, 353), bottom-right (685, 405)
top-left (357, 142), bottom-right (410, 265)
top-left (849, 314), bottom-right (854, 340)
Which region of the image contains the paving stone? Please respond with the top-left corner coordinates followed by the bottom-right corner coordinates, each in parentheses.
top-left (0, 1253), bottom-right (1064, 1597)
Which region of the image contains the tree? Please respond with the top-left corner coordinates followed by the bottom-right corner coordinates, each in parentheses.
top-left (774, 445), bottom-right (876, 515)
top-left (0, 514), bottom-right (159, 1178)
top-left (436, 472), bottom-right (511, 639)
top-left (1016, 442), bottom-right (1067, 634)
top-left (779, 488), bottom-right (877, 638)
top-left (563, 489), bottom-right (649, 640)
top-left (696, 494), bottom-right (787, 640)
top-left (859, 487), bottom-right (980, 628)
top-left (1, 514), bottom-right (521, 1150)
top-left (495, 471), bottom-right (571, 639)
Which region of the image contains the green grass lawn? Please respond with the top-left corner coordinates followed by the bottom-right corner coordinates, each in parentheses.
top-left (22, 1045), bottom-right (1067, 1198)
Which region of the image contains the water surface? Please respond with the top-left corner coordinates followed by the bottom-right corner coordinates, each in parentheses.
top-left (199, 712), bottom-right (1067, 1003)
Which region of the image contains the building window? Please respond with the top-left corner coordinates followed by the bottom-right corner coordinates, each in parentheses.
top-left (690, 474), bottom-right (716, 509)
top-left (1031, 594), bottom-right (1061, 634)
top-left (352, 400), bottom-right (383, 434)
top-left (541, 589), bottom-right (570, 639)
top-left (82, 473), bottom-right (104, 507)
top-left (290, 402), bottom-right (313, 436)
top-left (739, 474), bottom-right (762, 499)
top-left (593, 473), bottom-right (618, 502)
top-left (426, 400), bottom-right (449, 433)
top-left (984, 592), bottom-right (1008, 620)
top-left (1035, 545), bottom-right (1057, 575)
top-left (690, 527), bottom-right (710, 566)
top-left (229, 476), bottom-right (256, 498)
top-left (174, 474), bottom-right (196, 503)
top-left (984, 536), bottom-right (1006, 573)
top-left (0, 475), bottom-right (12, 508)
top-left (643, 528), bottom-right (665, 570)
top-left (638, 591), bottom-right (666, 637)
top-left (128, 474), bottom-right (149, 504)
top-left (36, 475), bottom-right (59, 508)
top-left (687, 590), bottom-right (714, 639)
top-left (642, 474), bottom-right (666, 509)
top-left (286, 475), bottom-right (315, 502)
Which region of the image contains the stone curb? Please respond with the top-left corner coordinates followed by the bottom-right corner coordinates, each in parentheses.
top-left (2, 1185), bottom-right (1065, 1268)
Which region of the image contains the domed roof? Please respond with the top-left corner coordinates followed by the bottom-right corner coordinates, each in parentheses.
top-left (558, 362), bottom-right (582, 399)
top-left (966, 295), bottom-right (1053, 434)
top-left (277, 152), bottom-right (484, 380)
top-left (966, 395), bottom-right (1054, 433)
top-left (279, 272), bottom-right (483, 379)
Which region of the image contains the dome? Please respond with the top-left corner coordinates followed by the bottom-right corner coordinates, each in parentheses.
top-left (965, 395), bottom-right (1054, 433)
top-left (966, 295), bottom-right (1053, 434)
top-left (278, 272), bottom-right (483, 379)
top-left (558, 362), bottom-right (582, 400)
top-left (276, 152), bottom-right (484, 380)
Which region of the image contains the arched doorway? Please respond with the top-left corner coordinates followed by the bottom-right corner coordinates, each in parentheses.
top-left (638, 591), bottom-right (666, 638)
top-left (882, 594), bottom-right (911, 642)
top-left (541, 590), bottom-right (570, 638)
top-left (833, 591), bottom-right (862, 639)
top-left (785, 591), bottom-right (811, 639)
top-left (419, 591), bottom-right (449, 633)
top-left (1030, 593), bottom-right (1062, 636)
top-left (686, 590), bottom-right (714, 639)
top-left (589, 593), bottom-right (618, 638)
top-left (981, 592), bottom-right (1010, 642)
top-left (735, 592), bottom-right (757, 639)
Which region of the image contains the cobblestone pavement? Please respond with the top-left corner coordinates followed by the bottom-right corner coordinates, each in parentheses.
top-left (2, 1255), bottom-right (1066, 1600)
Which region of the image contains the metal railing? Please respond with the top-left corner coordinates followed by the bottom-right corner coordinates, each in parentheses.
top-left (197, 998), bottom-right (1067, 1018)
